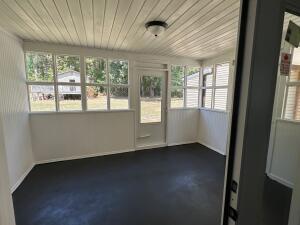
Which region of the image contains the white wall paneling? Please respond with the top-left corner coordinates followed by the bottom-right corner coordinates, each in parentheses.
top-left (267, 120), bottom-right (300, 188)
top-left (0, 116), bottom-right (16, 225)
top-left (167, 109), bottom-right (199, 145)
top-left (0, 0), bottom-right (239, 59)
top-left (0, 28), bottom-right (34, 191)
top-left (198, 109), bottom-right (229, 155)
top-left (30, 111), bottom-right (136, 163)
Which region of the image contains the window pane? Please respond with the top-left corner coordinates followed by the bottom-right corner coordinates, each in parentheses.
top-left (28, 85), bottom-right (55, 112)
top-left (216, 63), bottom-right (230, 86)
top-left (187, 67), bottom-right (200, 87)
top-left (26, 52), bottom-right (54, 82)
top-left (171, 65), bottom-right (184, 86)
top-left (109, 59), bottom-right (128, 85)
top-left (56, 55), bottom-right (80, 83)
top-left (58, 85), bottom-right (82, 111)
top-left (140, 76), bottom-right (162, 123)
top-left (86, 86), bottom-right (107, 110)
top-left (202, 89), bottom-right (212, 108)
top-left (110, 86), bottom-right (129, 109)
top-left (186, 88), bottom-right (199, 108)
top-left (171, 88), bottom-right (184, 108)
top-left (284, 86), bottom-right (300, 120)
top-left (214, 88), bottom-right (228, 111)
top-left (290, 66), bottom-right (300, 82)
top-left (202, 74), bottom-right (213, 87)
top-left (85, 57), bottom-right (106, 84)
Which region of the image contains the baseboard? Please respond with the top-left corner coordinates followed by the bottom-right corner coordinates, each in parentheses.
top-left (36, 148), bottom-right (135, 165)
top-left (268, 173), bottom-right (294, 189)
top-left (135, 143), bottom-right (167, 151)
top-left (197, 140), bottom-right (226, 156)
top-left (167, 140), bottom-right (197, 146)
top-left (11, 163), bottom-right (35, 193)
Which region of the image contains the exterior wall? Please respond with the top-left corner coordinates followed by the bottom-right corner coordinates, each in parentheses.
top-left (197, 50), bottom-right (236, 155)
top-left (0, 28), bottom-right (34, 191)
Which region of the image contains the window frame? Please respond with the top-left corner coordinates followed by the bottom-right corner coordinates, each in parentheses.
top-left (170, 65), bottom-right (201, 109)
top-left (26, 51), bottom-right (130, 113)
top-left (200, 62), bottom-right (230, 112)
top-left (282, 66), bottom-right (300, 121)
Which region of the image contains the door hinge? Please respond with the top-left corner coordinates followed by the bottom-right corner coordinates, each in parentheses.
top-left (229, 207), bottom-right (238, 222)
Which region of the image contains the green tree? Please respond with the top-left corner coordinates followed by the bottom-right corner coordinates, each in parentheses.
top-left (56, 55), bottom-right (80, 74)
top-left (26, 53), bottom-right (53, 81)
top-left (86, 57), bottom-right (106, 83)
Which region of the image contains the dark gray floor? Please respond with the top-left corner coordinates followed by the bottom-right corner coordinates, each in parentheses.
top-left (13, 144), bottom-right (226, 225)
top-left (262, 176), bottom-right (292, 225)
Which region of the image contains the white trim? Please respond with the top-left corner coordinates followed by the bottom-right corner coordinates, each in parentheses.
top-left (167, 141), bottom-right (197, 146)
top-left (198, 141), bottom-right (226, 156)
top-left (29, 109), bottom-right (135, 115)
top-left (36, 148), bottom-right (135, 165)
top-left (199, 107), bottom-right (229, 113)
top-left (11, 163), bottom-right (35, 193)
top-left (135, 143), bottom-right (167, 151)
top-left (268, 173), bottom-right (294, 189)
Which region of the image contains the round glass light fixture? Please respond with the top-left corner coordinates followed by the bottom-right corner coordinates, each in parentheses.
top-left (145, 21), bottom-right (168, 37)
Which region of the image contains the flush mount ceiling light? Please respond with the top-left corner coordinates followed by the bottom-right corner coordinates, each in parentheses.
top-left (145, 21), bottom-right (168, 37)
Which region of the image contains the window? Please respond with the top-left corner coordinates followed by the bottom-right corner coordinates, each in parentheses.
top-left (85, 57), bottom-right (108, 110)
top-left (283, 65), bottom-right (300, 121)
top-left (26, 52), bottom-right (56, 112)
top-left (170, 65), bottom-right (200, 108)
top-left (85, 57), bottom-right (129, 110)
top-left (201, 63), bottom-right (230, 111)
top-left (26, 52), bottom-right (129, 112)
top-left (108, 60), bottom-right (129, 109)
top-left (56, 55), bottom-right (82, 111)
top-left (140, 75), bottom-right (162, 123)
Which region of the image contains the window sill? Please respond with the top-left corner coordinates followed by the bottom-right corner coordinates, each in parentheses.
top-left (29, 109), bottom-right (135, 115)
top-left (276, 118), bottom-right (300, 124)
top-left (198, 107), bottom-right (228, 113)
top-left (168, 107), bottom-right (199, 110)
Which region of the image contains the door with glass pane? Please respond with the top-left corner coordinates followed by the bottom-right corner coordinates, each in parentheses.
top-left (137, 70), bottom-right (167, 148)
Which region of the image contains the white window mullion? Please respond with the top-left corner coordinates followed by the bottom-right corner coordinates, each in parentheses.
top-left (106, 59), bottom-right (111, 110)
top-left (81, 56), bottom-right (87, 111)
top-left (53, 54), bottom-right (59, 112)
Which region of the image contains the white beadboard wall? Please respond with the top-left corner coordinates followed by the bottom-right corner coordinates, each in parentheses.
top-left (0, 28), bottom-right (34, 191)
top-left (30, 111), bottom-right (135, 164)
top-left (0, 117), bottom-right (16, 225)
top-left (198, 110), bottom-right (229, 155)
top-left (268, 120), bottom-right (300, 187)
top-left (167, 109), bottom-right (199, 145)
top-left (197, 50), bottom-right (235, 155)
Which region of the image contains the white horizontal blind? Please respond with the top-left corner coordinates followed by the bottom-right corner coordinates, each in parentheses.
top-left (284, 66), bottom-right (300, 120)
top-left (214, 63), bottom-right (230, 111)
top-left (215, 63), bottom-right (230, 86)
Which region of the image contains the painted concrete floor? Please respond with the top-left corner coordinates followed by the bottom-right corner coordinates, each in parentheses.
top-left (13, 144), bottom-right (226, 225)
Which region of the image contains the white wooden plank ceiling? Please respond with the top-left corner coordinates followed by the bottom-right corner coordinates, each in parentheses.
top-left (0, 0), bottom-right (240, 59)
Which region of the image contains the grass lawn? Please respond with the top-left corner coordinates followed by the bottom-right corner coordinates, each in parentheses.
top-left (30, 97), bottom-right (185, 122)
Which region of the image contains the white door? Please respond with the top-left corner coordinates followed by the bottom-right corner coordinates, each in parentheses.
top-left (136, 70), bottom-right (167, 148)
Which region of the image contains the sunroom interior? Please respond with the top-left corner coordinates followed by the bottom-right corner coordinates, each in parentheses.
top-left (0, 0), bottom-right (246, 225)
